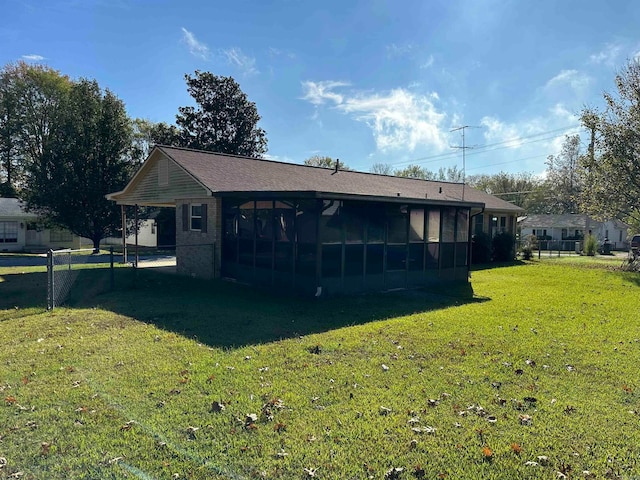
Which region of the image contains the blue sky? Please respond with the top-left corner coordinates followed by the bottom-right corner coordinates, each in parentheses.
top-left (3, 0), bottom-right (640, 176)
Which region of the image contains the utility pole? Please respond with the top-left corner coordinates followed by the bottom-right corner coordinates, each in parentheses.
top-left (450, 125), bottom-right (480, 200)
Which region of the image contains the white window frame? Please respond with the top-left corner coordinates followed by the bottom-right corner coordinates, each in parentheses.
top-left (190, 204), bottom-right (202, 231)
top-left (0, 221), bottom-right (18, 243)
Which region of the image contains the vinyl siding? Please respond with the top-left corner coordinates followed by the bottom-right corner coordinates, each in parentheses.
top-left (114, 151), bottom-right (209, 206)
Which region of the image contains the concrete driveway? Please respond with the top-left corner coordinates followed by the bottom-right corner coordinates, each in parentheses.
top-left (0, 253), bottom-right (176, 268)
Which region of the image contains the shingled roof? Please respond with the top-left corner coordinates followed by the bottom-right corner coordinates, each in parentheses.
top-left (0, 198), bottom-right (37, 218)
top-left (519, 214), bottom-right (602, 230)
top-left (155, 146), bottom-right (523, 212)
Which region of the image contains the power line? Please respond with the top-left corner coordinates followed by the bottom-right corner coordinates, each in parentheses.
top-left (465, 153), bottom-right (550, 171)
top-left (385, 124), bottom-right (581, 169)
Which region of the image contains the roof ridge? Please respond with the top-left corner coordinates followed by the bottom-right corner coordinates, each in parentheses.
top-left (156, 144), bottom-right (465, 187)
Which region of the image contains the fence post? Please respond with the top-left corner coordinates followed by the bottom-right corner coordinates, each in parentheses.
top-left (47, 249), bottom-right (54, 310)
top-left (110, 246), bottom-right (114, 291)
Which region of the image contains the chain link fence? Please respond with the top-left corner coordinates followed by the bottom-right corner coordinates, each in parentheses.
top-left (46, 248), bottom-right (114, 310)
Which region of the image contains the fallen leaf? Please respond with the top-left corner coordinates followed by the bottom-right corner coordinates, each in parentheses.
top-left (482, 446), bottom-right (493, 460)
top-left (519, 414), bottom-right (532, 425)
top-left (303, 467), bottom-right (317, 477)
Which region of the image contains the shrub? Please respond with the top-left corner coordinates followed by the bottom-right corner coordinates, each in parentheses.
top-left (492, 232), bottom-right (515, 262)
top-left (519, 234), bottom-right (538, 260)
top-left (471, 232), bottom-right (492, 264)
top-left (584, 234), bottom-right (597, 256)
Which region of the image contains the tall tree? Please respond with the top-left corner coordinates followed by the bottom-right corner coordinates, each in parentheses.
top-left (24, 79), bottom-right (134, 252)
top-left (370, 163), bottom-right (393, 175)
top-left (175, 71), bottom-right (267, 157)
top-left (580, 60), bottom-right (640, 230)
top-left (436, 165), bottom-right (464, 182)
top-left (0, 62), bottom-right (69, 196)
top-left (544, 134), bottom-right (583, 213)
top-left (130, 118), bottom-right (180, 164)
top-left (0, 65), bottom-right (22, 196)
top-left (393, 164), bottom-right (434, 179)
top-left (467, 171), bottom-right (545, 211)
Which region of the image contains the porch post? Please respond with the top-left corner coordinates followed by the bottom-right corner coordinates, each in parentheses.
top-left (135, 204), bottom-right (139, 268)
top-left (121, 205), bottom-right (127, 264)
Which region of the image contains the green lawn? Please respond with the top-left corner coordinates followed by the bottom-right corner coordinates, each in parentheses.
top-left (1, 259), bottom-right (639, 479)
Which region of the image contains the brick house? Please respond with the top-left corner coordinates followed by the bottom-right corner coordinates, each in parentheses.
top-left (107, 146), bottom-right (522, 295)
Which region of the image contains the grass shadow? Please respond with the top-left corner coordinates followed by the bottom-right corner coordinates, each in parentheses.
top-left (0, 270), bottom-right (48, 311)
top-left (84, 269), bottom-right (485, 348)
top-left (2, 267), bottom-right (487, 348)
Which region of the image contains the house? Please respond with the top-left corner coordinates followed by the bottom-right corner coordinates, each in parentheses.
top-left (0, 197), bottom-right (86, 251)
top-left (518, 214), bottom-right (629, 250)
top-left (107, 146), bottom-right (523, 295)
top-left (102, 219), bottom-right (159, 248)
top-left (0, 198), bottom-right (35, 252)
top-left (0, 197), bottom-right (158, 252)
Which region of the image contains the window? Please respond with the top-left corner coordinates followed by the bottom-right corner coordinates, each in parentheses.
top-left (474, 214), bottom-right (484, 235)
top-left (50, 228), bottom-right (73, 243)
top-left (183, 203), bottom-right (205, 232)
top-left (190, 204), bottom-right (202, 231)
top-left (0, 221), bottom-right (18, 243)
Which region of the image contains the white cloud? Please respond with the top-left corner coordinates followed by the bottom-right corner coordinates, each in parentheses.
top-left (480, 116), bottom-right (526, 149)
top-left (222, 47), bottom-right (258, 75)
top-left (301, 81), bottom-right (448, 152)
top-left (301, 80), bottom-right (350, 106)
top-left (181, 27), bottom-right (210, 60)
top-left (590, 43), bottom-right (622, 66)
top-left (481, 105), bottom-right (580, 156)
top-left (420, 54), bottom-right (434, 69)
top-left (22, 54), bottom-right (44, 61)
top-left (545, 69), bottom-right (590, 93)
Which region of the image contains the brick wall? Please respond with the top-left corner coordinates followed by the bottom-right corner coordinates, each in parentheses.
top-left (175, 197), bottom-right (221, 279)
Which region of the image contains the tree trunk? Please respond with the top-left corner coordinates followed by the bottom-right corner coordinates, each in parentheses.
top-left (92, 237), bottom-right (100, 254)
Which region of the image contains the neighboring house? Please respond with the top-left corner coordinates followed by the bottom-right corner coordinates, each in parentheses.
top-left (518, 214), bottom-right (629, 250)
top-left (102, 219), bottom-right (158, 248)
top-left (0, 198), bottom-right (36, 252)
top-left (107, 146), bottom-right (523, 295)
top-left (0, 197), bottom-right (159, 252)
top-left (0, 198), bottom-right (83, 252)
top-left (471, 207), bottom-right (522, 239)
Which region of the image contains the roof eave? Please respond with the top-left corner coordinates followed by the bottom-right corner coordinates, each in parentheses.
top-left (214, 190), bottom-right (485, 208)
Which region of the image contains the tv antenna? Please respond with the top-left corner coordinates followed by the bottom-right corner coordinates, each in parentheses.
top-left (450, 125), bottom-right (481, 200)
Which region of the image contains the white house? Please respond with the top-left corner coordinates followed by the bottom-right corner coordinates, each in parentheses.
top-left (518, 214), bottom-right (629, 250)
top-left (0, 197), bottom-right (157, 252)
